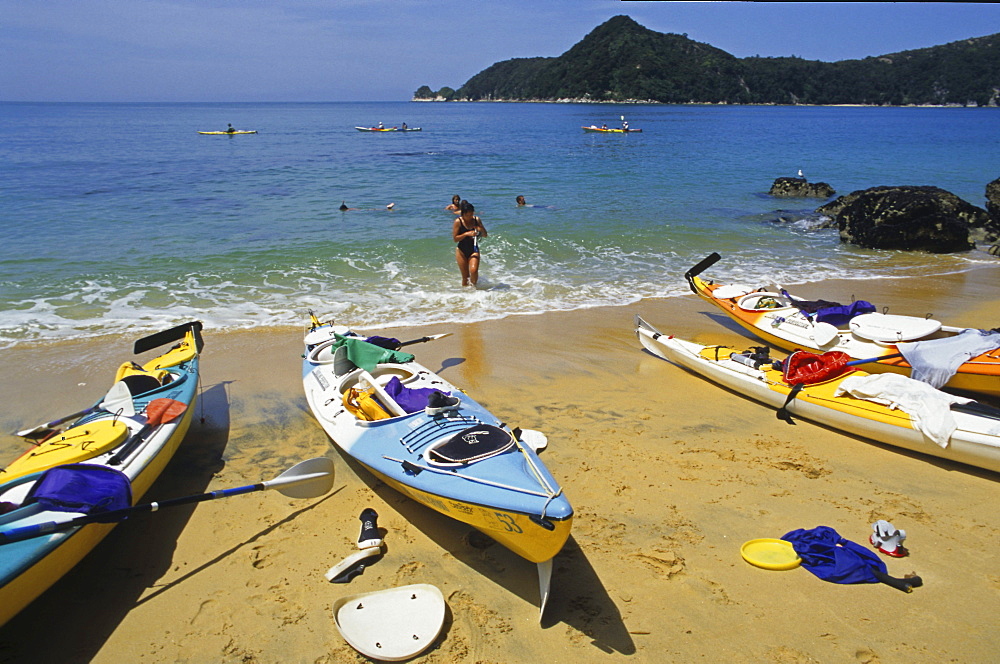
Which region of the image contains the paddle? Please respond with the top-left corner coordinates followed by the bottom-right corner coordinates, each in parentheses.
top-left (951, 400), bottom-right (1000, 421)
top-left (133, 320), bottom-right (204, 355)
top-left (810, 321), bottom-right (840, 346)
top-left (108, 398), bottom-right (188, 466)
top-left (0, 457), bottom-right (335, 545)
top-left (684, 253), bottom-right (722, 290)
top-left (397, 333), bottom-right (452, 348)
top-left (15, 381), bottom-right (136, 441)
top-left (846, 352), bottom-right (904, 367)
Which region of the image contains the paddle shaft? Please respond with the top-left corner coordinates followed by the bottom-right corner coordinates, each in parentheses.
top-left (846, 352), bottom-right (904, 367)
top-left (15, 406), bottom-right (96, 438)
top-left (0, 483), bottom-right (271, 544)
top-left (397, 333), bottom-right (451, 348)
top-left (0, 465), bottom-right (332, 545)
top-left (15, 381), bottom-right (135, 439)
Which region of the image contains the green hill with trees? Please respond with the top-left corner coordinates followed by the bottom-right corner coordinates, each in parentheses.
top-left (414, 15), bottom-right (1000, 106)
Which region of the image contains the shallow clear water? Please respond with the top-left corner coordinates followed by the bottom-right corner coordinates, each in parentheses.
top-left (0, 101), bottom-right (996, 346)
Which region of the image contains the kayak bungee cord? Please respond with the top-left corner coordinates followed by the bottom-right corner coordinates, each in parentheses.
top-left (380, 455), bottom-right (561, 501)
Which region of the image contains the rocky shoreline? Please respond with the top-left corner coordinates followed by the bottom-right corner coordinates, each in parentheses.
top-left (769, 177), bottom-right (1000, 254)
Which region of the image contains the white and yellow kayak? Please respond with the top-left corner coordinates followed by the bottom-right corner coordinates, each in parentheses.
top-left (635, 316), bottom-right (1000, 473)
top-left (197, 130), bottom-right (257, 135)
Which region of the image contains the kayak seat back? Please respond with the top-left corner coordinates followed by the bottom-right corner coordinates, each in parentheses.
top-left (341, 370), bottom-right (408, 420)
top-left (114, 361), bottom-right (172, 394)
top-left (121, 373), bottom-right (163, 396)
top-left (333, 346), bottom-right (356, 377)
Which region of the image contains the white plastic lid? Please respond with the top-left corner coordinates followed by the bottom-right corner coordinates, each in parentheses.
top-left (332, 584), bottom-right (446, 661)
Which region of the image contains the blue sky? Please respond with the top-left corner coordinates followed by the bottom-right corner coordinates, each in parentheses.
top-left (3, 1), bottom-right (999, 102)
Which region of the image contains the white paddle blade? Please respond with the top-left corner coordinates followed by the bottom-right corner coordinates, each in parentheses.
top-left (265, 457), bottom-right (335, 499)
top-left (810, 322), bottom-right (839, 346)
top-left (537, 559), bottom-right (553, 623)
top-left (519, 429), bottom-right (548, 452)
top-left (101, 381), bottom-right (136, 417)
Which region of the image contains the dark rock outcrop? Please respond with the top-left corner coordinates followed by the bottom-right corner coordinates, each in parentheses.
top-left (816, 186), bottom-right (990, 253)
top-left (986, 177), bottom-right (1000, 225)
top-left (769, 177), bottom-right (836, 199)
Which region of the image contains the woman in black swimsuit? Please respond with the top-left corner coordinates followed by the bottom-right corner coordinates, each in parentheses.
top-left (452, 200), bottom-right (487, 287)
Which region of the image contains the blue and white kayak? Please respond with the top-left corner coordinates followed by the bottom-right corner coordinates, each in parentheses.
top-left (302, 314), bottom-right (572, 619)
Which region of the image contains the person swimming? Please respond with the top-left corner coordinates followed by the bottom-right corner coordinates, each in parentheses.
top-left (445, 194), bottom-right (461, 214)
top-left (516, 195), bottom-right (527, 206)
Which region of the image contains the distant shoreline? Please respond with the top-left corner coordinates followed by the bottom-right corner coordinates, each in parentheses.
top-left (411, 97), bottom-right (992, 108)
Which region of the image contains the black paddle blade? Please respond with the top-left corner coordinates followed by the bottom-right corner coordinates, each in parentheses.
top-left (134, 321), bottom-right (203, 355)
top-left (775, 383), bottom-right (805, 425)
top-left (684, 253), bottom-right (721, 280)
top-left (951, 401), bottom-right (1000, 421)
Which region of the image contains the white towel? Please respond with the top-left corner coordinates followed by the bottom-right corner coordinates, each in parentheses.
top-left (834, 373), bottom-right (971, 447)
top-left (898, 329), bottom-right (1000, 389)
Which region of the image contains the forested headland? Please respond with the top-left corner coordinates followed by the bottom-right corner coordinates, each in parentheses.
top-left (414, 15), bottom-right (1000, 106)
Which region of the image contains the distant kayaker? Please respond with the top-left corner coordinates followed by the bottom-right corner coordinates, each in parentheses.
top-left (226, 123), bottom-right (235, 133)
top-left (445, 194), bottom-right (461, 214)
top-left (453, 200), bottom-right (487, 287)
top-left (601, 124), bottom-right (608, 130)
top-left (622, 120), bottom-right (629, 131)
top-left (516, 195), bottom-right (527, 206)
top-left (378, 121), bottom-right (384, 129)
top-left (402, 122), bottom-right (408, 130)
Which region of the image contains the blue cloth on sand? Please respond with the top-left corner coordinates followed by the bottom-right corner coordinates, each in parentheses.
top-left (782, 526), bottom-right (886, 584)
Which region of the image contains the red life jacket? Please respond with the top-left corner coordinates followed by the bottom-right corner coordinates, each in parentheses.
top-left (783, 350), bottom-right (853, 385)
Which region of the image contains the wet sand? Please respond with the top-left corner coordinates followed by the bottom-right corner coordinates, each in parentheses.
top-left (0, 265), bottom-right (998, 663)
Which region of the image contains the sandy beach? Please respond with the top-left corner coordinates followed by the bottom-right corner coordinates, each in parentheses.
top-left (1, 265), bottom-right (999, 663)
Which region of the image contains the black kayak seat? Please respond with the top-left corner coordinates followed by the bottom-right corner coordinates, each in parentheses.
top-left (121, 373), bottom-right (161, 396)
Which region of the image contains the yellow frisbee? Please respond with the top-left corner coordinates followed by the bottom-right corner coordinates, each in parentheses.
top-left (741, 538), bottom-right (801, 571)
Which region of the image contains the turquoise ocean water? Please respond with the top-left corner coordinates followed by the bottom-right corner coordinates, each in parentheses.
top-left (0, 101), bottom-right (997, 348)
